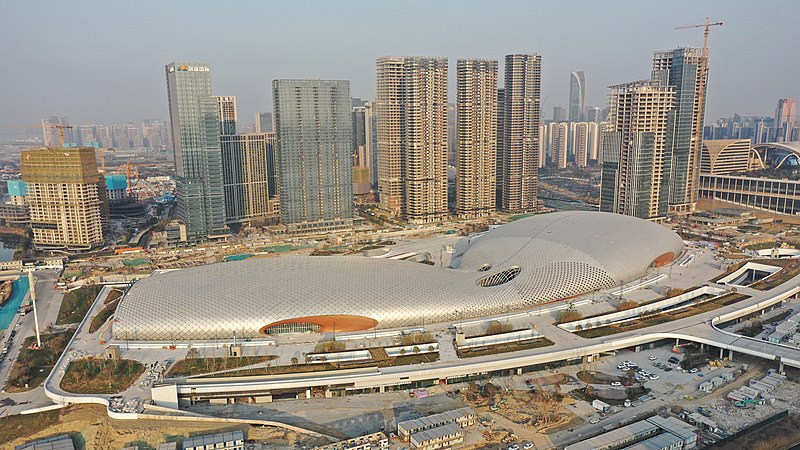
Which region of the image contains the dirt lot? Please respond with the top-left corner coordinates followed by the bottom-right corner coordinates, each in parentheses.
top-left (2, 404), bottom-right (308, 449)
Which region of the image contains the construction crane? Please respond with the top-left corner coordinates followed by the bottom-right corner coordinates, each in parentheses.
top-left (97, 147), bottom-right (116, 173)
top-left (675, 17), bottom-right (723, 206)
top-left (4, 124), bottom-right (74, 147)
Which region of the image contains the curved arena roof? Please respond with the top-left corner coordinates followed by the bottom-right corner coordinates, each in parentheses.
top-left (113, 211), bottom-right (683, 340)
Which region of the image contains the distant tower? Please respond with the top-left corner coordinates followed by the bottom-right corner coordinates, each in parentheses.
top-left (569, 71), bottom-right (585, 122)
top-left (600, 80), bottom-right (674, 220)
top-left (254, 112), bottom-right (273, 133)
top-left (273, 79), bottom-right (354, 232)
top-left (586, 106), bottom-right (602, 123)
top-left (549, 122), bottom-right (568, 168)
top-left (571, 122), bottom-right (591, 167)
top-left (352, 105), bottom-right (372, 196)
top-left (775, 98), bottom-right (797, 142)
top-left (456, 59), bottom-right (498, 219)
top-left (214, 96), bottom-right (238, 135)
top-left (165, 62), bottom-right (228, 242)
top-left (501, 53), bottom-right (541, 213)
top-left (552, 106), bottom-right (567, 122)
top-left (376, 56), bottom-right (449, 223)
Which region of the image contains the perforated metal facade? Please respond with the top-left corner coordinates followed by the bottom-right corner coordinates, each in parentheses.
top-left (113, 211), bottom-right (683, 340)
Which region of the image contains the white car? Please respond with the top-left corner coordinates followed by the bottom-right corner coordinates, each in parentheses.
top-left (617, 364), bottom-right (626, 370)
top-left (648, 374), bottom-right (660, 380)
top-left (611, 382), bottom-right (622, 386)
top-left (524, 444), bottom-right (534, 450)
top-left (508, 445), bottom-right (520, 450)
top-left (649, 355), bottom-right (658, 360)
top-left (689, 368), bottom-right (699, 374)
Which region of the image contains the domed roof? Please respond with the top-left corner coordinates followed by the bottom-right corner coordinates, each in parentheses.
top-left (114, 211), bottom-right (683, 340)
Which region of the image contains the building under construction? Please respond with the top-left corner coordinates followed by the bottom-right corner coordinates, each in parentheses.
top-left (21, 147), bottom-right (108, 251)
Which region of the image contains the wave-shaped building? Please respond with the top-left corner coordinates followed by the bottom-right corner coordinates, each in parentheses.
top-left (113, 211), bottom-right (683, 341)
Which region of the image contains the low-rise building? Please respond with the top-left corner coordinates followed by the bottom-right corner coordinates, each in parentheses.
top-left (182, 431), bottom-right (244, 450)
top-left (564, 420), bottom-right (660, 450)
top-left (314, 432), bottom-right (388, 450)
top-left (621, 432), bottom-right (683, 450)
top-left (409, 423), bottom-right (464, 450)
top-left (397, 407), bottom-right (476, 441)
top-left (645, 416), bottom-right (697, 450)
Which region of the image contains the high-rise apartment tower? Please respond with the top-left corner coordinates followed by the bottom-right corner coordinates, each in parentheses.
top-left (273, 79), bottom-right (354, 233)
top-left (455, 59), bottom-right (498, 219)
top-left (22, 147), bottom-right (107, 251)
top-left (501, 53), bottom-right (541, 213)
top-left (600, 80), bottom-right (674, 220)
top-left (376, 56), bottom-right (449, 223)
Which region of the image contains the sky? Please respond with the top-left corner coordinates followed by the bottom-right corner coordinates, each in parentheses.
top-left (0, 0), bottom-right (798, 132)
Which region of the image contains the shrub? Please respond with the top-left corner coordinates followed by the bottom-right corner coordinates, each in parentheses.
top-left (314, 340), bottom-right (346, 353)
top-left (617, 300), bottom-right (638, 311)
top-left (557, 309), bottom-right (583, 324)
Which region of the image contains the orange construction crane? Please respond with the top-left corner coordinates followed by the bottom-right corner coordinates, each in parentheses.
top-left (675, 17), bottom-right (723, 205)
top-left (97, 147), bottom-right (116, 173)
top-left (4, 124), bottom-right (74, 147)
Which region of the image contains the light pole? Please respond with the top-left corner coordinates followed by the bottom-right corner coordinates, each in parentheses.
top-left (28, 271), bottom-right (41, 349)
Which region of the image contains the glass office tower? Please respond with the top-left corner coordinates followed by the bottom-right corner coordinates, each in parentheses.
top-left (165, 62), bottom-right (228, 242)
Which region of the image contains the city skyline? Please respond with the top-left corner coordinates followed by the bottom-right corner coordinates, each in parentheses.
top-left (1, 0), bottom-right (798, 132)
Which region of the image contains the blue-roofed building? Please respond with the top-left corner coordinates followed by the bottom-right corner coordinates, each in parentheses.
top-left (7, 180), bottom-right (27, 199)
top-left (106, 174), bottom-right (128, 204)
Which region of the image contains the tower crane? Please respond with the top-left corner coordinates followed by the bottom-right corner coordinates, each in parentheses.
top-left (675, 17), bottom-right (723, 206)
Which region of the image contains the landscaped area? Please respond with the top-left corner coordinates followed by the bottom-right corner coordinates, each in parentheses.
top-left (0, 408), bottom-right (60, 443)
top-left (60, 358), bottom-right (145, 394)
top-left (457, 337), bottom-right (555, 358)
top-left (196, 351), bottom-right (440, 378)
top-left (88, 289), bottom-right (124, 333)
top-left (56, 285), bottom-right (102, 325)
top-left (7, 330), bottom-right (76, 392)
top-left (750, 259), bottom-right (800, 290)
top-left (167, 354), bottom-right (279, 377)
top-left (575, 293), bottom-right (750, 339)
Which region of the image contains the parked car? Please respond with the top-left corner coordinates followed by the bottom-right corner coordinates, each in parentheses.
top-left (524, 443), bottom-right (534, 449)
top-left (611, 382), bottom-right (622, 387)
top-left (689, 368), bottom-right (699, 373)
top-left (649, 355), bottom-right (658, 360)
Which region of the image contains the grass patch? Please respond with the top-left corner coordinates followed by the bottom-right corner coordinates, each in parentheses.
top-left (56, 285), bottom-right (102, 325)
top-left (743, 241), bottom-right (779, 251)
top-left (456, 338), bottom-right (555, 358)
top-left (60, 358), bottom-right (145, 394)
top-left (167, 355), bottom-right (278, 377)
top-left (575, 293), bottom-right (751, 339)
top-left (199, 352), bottom-right (440, 378)
top-left (89, 296), bottom-right (122, 333)
top-left (314, 341), bottom-right (346, 353)
top-left (104, 289), bottom-right (123, 305)
top-left (401, 331), bottom-right (435, 345)
top-left (7, 330), bottom-right (75, 392)
top-left (0, 408), bottom-right (61, 443)
top-left (751, 259), bottom-right (800, 290)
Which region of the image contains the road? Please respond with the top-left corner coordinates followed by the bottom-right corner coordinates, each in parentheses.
top-left (0, 270), bottom-right (65, 415)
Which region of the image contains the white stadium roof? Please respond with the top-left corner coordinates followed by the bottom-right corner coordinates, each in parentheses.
top-left (113, 211), bottom-right (683, 340)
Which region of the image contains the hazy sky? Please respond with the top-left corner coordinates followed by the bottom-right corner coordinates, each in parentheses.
top-left (1, 0), bottom-right (798, 131)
